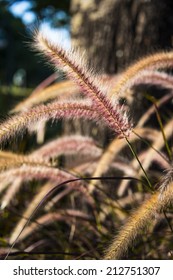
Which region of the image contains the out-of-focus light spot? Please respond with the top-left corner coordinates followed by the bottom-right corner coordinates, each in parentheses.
top-left (9, 1), bottom-right (31, 16)
top-left (116, 49), bottom-right (124, 58)
top-left (23, 12), bottom-right (36, 24)
top-left (9, 1), bottom-right (36, 24)
top-left (40, 22), bottom-right (71, 49)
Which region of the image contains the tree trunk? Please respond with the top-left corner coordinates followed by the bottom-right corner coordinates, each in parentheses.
top-left (71, 0), bottom-right (173, 72)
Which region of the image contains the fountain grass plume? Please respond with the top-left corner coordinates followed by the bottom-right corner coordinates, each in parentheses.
top-left (33, 30), bottom-right (132, 138)
top-left (0, 100), bottom-right (99, 145)
top-left (104, 181), bottom-right (173, 259)
top-left (109, 51), bottom-right (173, 99)
top-left (32, 135), bottom-right (102, 160)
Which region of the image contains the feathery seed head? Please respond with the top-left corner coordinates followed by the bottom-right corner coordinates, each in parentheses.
top-left (34, 30), bottom-right (132, 138)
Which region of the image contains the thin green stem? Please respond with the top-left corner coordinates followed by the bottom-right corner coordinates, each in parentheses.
top-left (154, 103), bottom-right (172, 161)
top-left (163, 210), bottom-right (173, 233)
top-left (132, 130), bottom-right (169, 163)
top-left (125, 137), bottom-right (153, 191)
top-left (145, 94), bottom-right (172, 161)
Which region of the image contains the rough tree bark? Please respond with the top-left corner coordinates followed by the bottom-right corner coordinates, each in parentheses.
top-left (71, 0), bottom-right (173, 72)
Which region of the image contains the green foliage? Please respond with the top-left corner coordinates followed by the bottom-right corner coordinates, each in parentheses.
top-left (0, 0), bottom-right (69, 86)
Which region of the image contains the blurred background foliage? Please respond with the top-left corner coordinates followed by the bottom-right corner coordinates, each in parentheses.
top-left (0, 0), bottom-right (70, 115)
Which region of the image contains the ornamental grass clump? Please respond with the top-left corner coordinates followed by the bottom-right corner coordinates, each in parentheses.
top-left (0, 29), bottom-right (173, 260)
